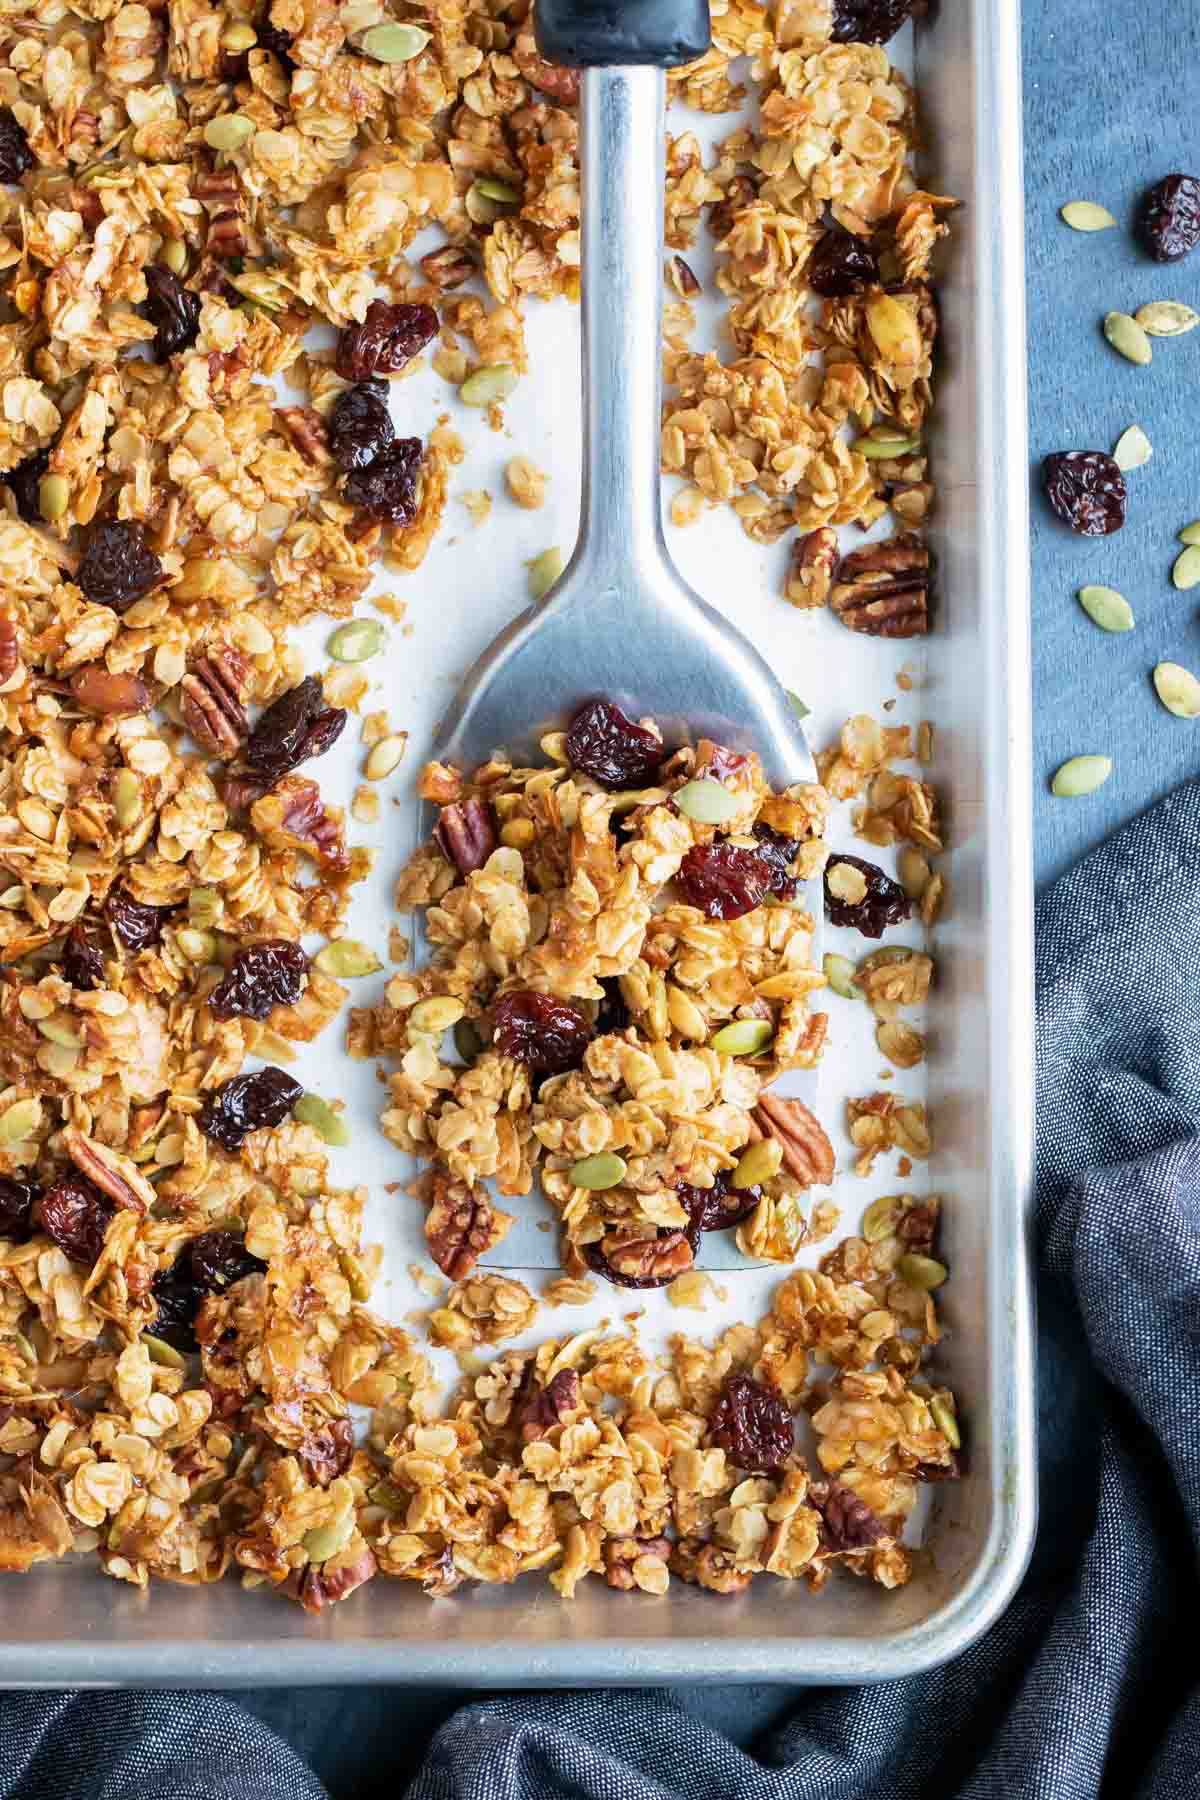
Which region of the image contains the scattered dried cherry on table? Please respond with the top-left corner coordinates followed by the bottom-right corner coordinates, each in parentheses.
top-left (342, 437), bottom-right (423, 525)
top-left (328, 379), bottom-right (394, 472)
top-left (143, 265), bottom-right (202, 360)
top-left (707, 1373), bottom-right (794, 1472)
top-left (0, 1177), bottom-right (38, 1240)
top-left (564, 699), bottom-right (664, 789)
top-left (492, 989), bottom-right (592, 1073)
top-left (243, 675), bottom-right (347, 784)
top-left (6, 446), bottom-right (48, 522)
top-left (1042, 451), bottom-right (1127, 536)
top-left (334, 300), bottom-right (438, 381)
top-left (678, 1168), bottom-right (760, 1232)
top-left (824, 851), bottom-right (910, 937)
top-left (104, 888), bottom-right (173, 951)
top-left (38, 1176), bottom-right (117, 1266)
top-left (60, 921), bottom-right (106, 990)
top-left (77, 520), bottom-right (164, 612)
top-left (1139, 174), bottom-right (1200, 262)
top-left (830, 0), bottom-right (917, 44)
top-left (806, 226), bottom-right (880, 297)
top-left (198, 1066), bottom-right (303, 1152)
top-left (677, 842), bottom-right (772, 921)
top-left (0, 107), bottom-right (34, 184)
top-left (208, 940), bottom-right (309, 1021)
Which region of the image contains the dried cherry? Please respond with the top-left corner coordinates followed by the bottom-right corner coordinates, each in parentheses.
top-left (342, 437), bottom-right (423, 525)
top-left (806, 226), bottom-right (880, 297)
top-left (6, 447), bottom-right (49, 523)
top-left (824, 851), bottom-right (909, 937)
top-left (150, 1265), bottom-right (202, 1353)
top-left (209, 939), bottom-right (309, 1021)
top-left (492, 989), bottom-right (592, 1073)
top-left (564, 699), bottom-right (664, 789)
top-left (189, 1228), bottom-right (267, 1292)
top-left (830, 0), bottom-right (916, 45)
top-left (1139, 174), bottom-right (1200, 262)
top-left (104, 888), bottom-right (174, 951)
top-left (328, 379), bottom-right (394, 473)
top-left (678, 1168), bottom-right (760, 1233)
top-left (677, 842), bottom-right (772, 920)
top-left (335, 301), bottom-right (438, 382)
top-left (0, 107), bottom-right (34, 184)
top-left (707, 1372), bottom-right (794, 1472)
top-left (198, 1065), bottom-right (303, 1151)
top-left (752, 823), bottom-right (803, 900)
top-left (244, 676), bottom-right (347, 784)
top-left (151, 1229), bottom-right (267, 1351)
top-left (77, 520), bottom-right (164, 612)
top-left (257, 19), bottom-right (296, 68)
top-left (61, 921), bottom-right (106, 990)
top-left (39, 1176), bottom-right (117, 1266)
top-left (143, 265), bottom-right (202, 360)
top-left (595, 977), bottom-right (630, 1036)
top-left (1042, 451), bottom-right (1126, 536)
top-left (0, 1177), bottom-right (38, 1240)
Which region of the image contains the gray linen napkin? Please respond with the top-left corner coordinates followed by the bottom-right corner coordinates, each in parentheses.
top-left (3, 783), bottom-right (1200, 1797)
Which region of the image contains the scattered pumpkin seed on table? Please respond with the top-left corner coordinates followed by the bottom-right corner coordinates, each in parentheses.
top-left (1111, 426), bottom-right (1152, 471)
top-left (526, 546), bottom-right (564, 600)
top-left (460, 363), bottom-right (519, 407)
top-left (314, 939), bottom-right (382, 978)
top-left (328, 619), bottom-right (386, 663)
top-left (1152, 661), bottom-right (1200, 718)
top-left (1172, 546), bottom-right (1200, 590)
top-left (822, 952), bottom-right (859, 999)
top-left (1078, 585), bottom-right (1134, 632)
top-left (1051, 755), bottom-right (1112, 797)
top-left (786, 690), bottom-right (810, 721)
top-left (293, 1092), bottom-right (351, 1146)
top-left (1060, 200), bottom-right (1117, 231)
top-left (1134, 300), bottom-right (1200, 336)
top-left (1103, 311), bottom-right (1152, 365)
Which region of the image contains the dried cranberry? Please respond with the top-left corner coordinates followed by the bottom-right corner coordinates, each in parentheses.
top-left (595, 977), bottom-right (630, 1035)
top-left (0, 1177), bottom-right (38, 1240)
top-left (678, 1168), bottom-right (760, 1232)
top-left (493, 989), bottom-right (592, 1074)
top-left (0, 107), bottom-right (34, 184)
top-left (6, 447), bottom-right (49, 523)
top-left (830, 0), bottom-right (915, 45)
top-left (815, 1482), bottom-right (887, 1550)
top-left (335, 301), bottom-right (438, 382)
top-left (104, 888), bottom-right (174, 951)
top-left (1042, 451), bottom-right (1127, 536)
top-left (244, 676), bottom-right (347, 784)
top-left (150, 1265), bottom-right (202, 1353)
top-left (39, 1176), bottom-right (116, 1266)
top-left (198, 1065), bottom-right (303, 1151)
top-left (564, 699), bottom-right (664, 790)
top-left (708, 1373), bottom-right (794, 1473)
top-left (806, 226), bottom-right (880, 297)
top-left (752, 823), bottom-right (803, 900)
top-left (328, 380), bottom-right (394, 473)
top-left (143, 264), bottom-right (202, 361)
top-left (208, 939), bottom-right (309, 1021)
top-left (77, 520), bottom-right (164, 613)
top-left (61, 922), bottom-right (106, 990)
top-left (824, 851), bottom-right (910, 937)
top-left (1139, 174), bottom-right (1200, 262)
top-left (189, 1228), bottom-right (267, 1291)
top-left (342, 437), bottom-right (423, 525)
top-left (677, 842), bottom-right (772, 921)
top-left (257, 19), bottom-right (296, 68)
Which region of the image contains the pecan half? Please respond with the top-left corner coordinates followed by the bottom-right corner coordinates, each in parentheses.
top-left (604, 1534), bottom-right (672, 1590)
top-left (69, 667), bottom-right (151, 717)
top-left (831, 533), bottom-right (929, 638)
top-left (181, 646), bottom-right (248, 758)
top-left (62, 1126), bottom-right (156, 1215)
top-left (425, 1168), bottom-right (503, 1280)
top-left (512, 28), bottom-right (580, 105)
top-left (277, 406), bottom-right (330, 466)
top-left (604, 1230), bottom-right (694, 1284)
top-left (297, 1544), bottom-right (376, 1614)
top-left (420, 245), bottom-right (476, 291)
top-left (518, 1367), bottom-right (580, 1442)
top-left (435, 796), bottom-right (497, 875)
top-left (0, 612), bottom-right (18, 686)
top-left (812, 1481), bottom-right (888, 1551)
top-left (784, 526), bottom-right (838, 610)
top-left (250, 776), bottom-right (349, 870)
top-left (671, 1537), bottom-right (752, 1595)
top-left (751, 1093), bottom-right (835, 1188)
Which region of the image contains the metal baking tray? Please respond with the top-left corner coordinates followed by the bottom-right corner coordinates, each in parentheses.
top-left (2, 0), bottom-right (1035, 1686)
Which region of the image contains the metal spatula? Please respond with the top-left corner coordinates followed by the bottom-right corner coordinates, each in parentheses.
top-left (426, 0), bottom-right (821, 1268)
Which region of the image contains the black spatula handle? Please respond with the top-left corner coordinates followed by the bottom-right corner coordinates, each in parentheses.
top-left (535, 0), bottom-right (710, 68)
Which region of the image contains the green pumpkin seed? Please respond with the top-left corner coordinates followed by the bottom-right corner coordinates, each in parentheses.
top-left (459, 363), bottom-right (519, 407)
top-left (293, 1092), bottom-right (351, 1146)
top-left (189, 887), bottom-right (220, 927)
top-left (527, 546), bottom-right (564, 601)
top-left (732, 1138), bottom-right (783, 1188)
top-left (1179, 520), bottom-right (1200, 546)
top-left (568, 1152), bottom-right (627, 1190)
top-left (472, 176), bottom-right (521, 205)
top-left (0, 886), bottom-right (24, 908)
top-left (673, 778), bottom-right (741, 825)
top-left (1172, 545), bottom-right (1200, 590)
top-left (338, 1248), bottom-right (371, 1301)
top-left (1078, 585), bottom-right (1134, 632)
top-left (203, 113), bottom-right (255, 153)
top-left (930, 1394), bottom-right (961, 1448)
top-left (453, 1017), bottom-right (484, 1063)
top-left (38, 473), bottom-right (69, 521)
top-left (328, 619), bottom-right (386, 663)
top-left (855, 430), bottom-right (921, 460)
top-left (176, 927), bottom-right (215, 964)
top-left (162, 237), bottom-right (187, 275)
top-left (822, 952), bottom-right (859, 1000)
top-left (1152, 660), bottom-right (1200, 718)
top-left (315, 939), bottom-right (383, 979)
top-left (861, 1193), bottom-right (901, 1243)
top-left (1050, 754), bottom-right (1112, 797)
top-left (143, 1333), bottom-right (187, 1369)
top-left (1103, 310), bottom-right (1152, 365)
top-left (1060, 200), bottom-right (1116, 231)
top-left (112, 768), bottom-right (142, 828)
top-left (898, 1251), bottom-right (948, 1290)
top-left (302, 1512), bottom-right (356, 1564)
top-left (1112, 425), bottom-right (1152, 471)
top-left (710, 1018), bottom-right (774, 1057)
top-left (0, 1097), bottom-right (42, 1145)
top-left (409, 995), bottom-right (466, 1034)
top-left (361, 21), bottom-right (430, 61)
top-left (1134, 299), bottom-right (1200, 336)
top-left (221, 21), bottom-right (258, 50)
top-left (368, 1482), bottom-right (406, 1517)
top-left (786, 690), bottom-right (810, 721)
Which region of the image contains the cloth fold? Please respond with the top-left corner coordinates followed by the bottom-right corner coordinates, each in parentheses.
top-left (4, 785), bottom-right (1200, 1797)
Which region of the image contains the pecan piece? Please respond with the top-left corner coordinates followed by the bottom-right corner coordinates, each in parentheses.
top-left (425, 1169), bottom-right (504, 1280)
top-left (812, 1481), bottom-right (888, 1552)
top-left (669, 255), bottom-right (700, 297)
top-left (518, 1367), bottom-right (580, 1442)
top-left (181, 646), bottom-right (248, 758)
top-left (299, 1416), bottom-right (354, 1486)
top-left (297, 1544), bottom-right (376, 1614)
top-left (896, 1198), bottom-right (939, 1253)
top-left (207, 209), bottom-right (247, 260)
top-left (512, 28), bottom-right (580, 105)
top-left (671, 1537), bottom-right (752, 1595)
top-left (69, 667), bottom-right (151, 717)
top-left (830, 533), bottom-right (930, 638)
top-left (62, 1127), bottom-right (156, 1216)
top-left (784, 526), bottom-right (838, 610)
top-left (420, 245), bottom-right (476, 291)
top-left (604, 1230), bottom-right (694, 1284)
top-left (0, 611), bottom-right (18, 686)
top-left (604, 1534), bottom-right (672, 1591)
top-left (435, 796), bottom-right (497, 875)
top-left (708, 174), bottom-right (757, 243)
top-left (277, 406), bottom-right (330, 466)
top-left (751, 1093), bottom-right (835, 1188)
top-left (250, 776), bottom-right (349, 870)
